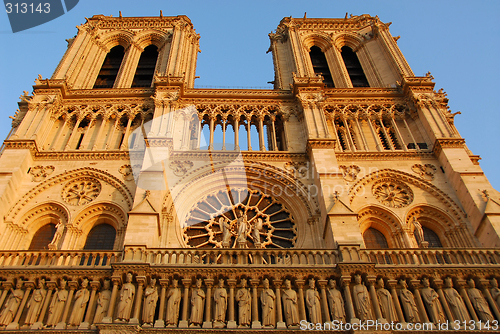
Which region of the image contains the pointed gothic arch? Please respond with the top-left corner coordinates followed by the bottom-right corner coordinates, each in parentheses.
top-left (358, 205), bottom-right (407, 248)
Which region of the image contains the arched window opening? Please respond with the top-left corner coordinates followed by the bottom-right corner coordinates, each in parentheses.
top-left (262, 121), bottom-right (270, 151)
top-left (250, 123), bottom-right (259, 151)
top-left (213, 123), bottom-right (224, 150)
top-left (274, 115), bottom-right (286, 151)
top-left (94, 45), bottom-right (125, 88)
top-left (225, 123), bottom-right (235, 150)
top-left (309, 46), bottom-right (334, 87)
top-left (83, 224), bottom-right (116, 250)
top-left (239, 122), bottom-right (248, 151)
top-left (334, 119), bottom-right (348, 151)
top-left (200, 121), bottom-right (210, 149)
top-left (423, 227), bottom-right (443, 248)
top-left (29, 224), bottom-right (56, 250)
top-left (363, 228), bottom-right (389, 249)
top-left (131, 45), bottom-right (159, 88)
top-left (341, 46), bottom-right (369, 87)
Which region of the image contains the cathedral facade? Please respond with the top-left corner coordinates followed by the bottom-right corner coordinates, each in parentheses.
top-left (0, 13), bottom-right (499, 333)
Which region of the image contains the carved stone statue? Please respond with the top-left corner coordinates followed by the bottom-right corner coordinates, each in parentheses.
top-left (166, 279), bottom-right (182, 327)
top-left (221, 217), bottom-right (232, 248)
top-left (398, 279), bottom-right (419, 323)
top-left (376, 278), bottom-right (397, 322)
top-left (260, 278), bottom-right (275, 328)
top-left (252, 218), bottom-right (263, 247)
top-left (443, 277), bottom-right (470, 322)
top-left (352, 274), bottom-right (373, 322)
top-left (189, 279), bottom-right (205, 328)
top-left (45, 279), bottom-right (68, 328)
top-left (93, 280), bottom-right (111, 324)
top-left (327, 279), bottom-right (345, 322)
top-left (490, 278), bottom-right (500, 311)
top-left (213, 279), bottom-right (227, 328)
top-left (25, 279), bottom-right (47, 326)
top-left (116, 273), bottom-right (135, 322)
top-left (412, 217), bottom-right (425, 246)
top-left (281, 279), bottom-right (299, 328)
top-left (420, 277), bottom-right (446, 324)
top-left (467, 279), bottom-right (494, 321)
top-left (235, 278), bottom-right (251, 328)
top-left (69, 278), bottom-right (90, 326)
top-left (0, 281), bottom-right (24, 326)
top-left (236, 210), bottom-right (248, 246)
top-left (48, 220), bottom-right (64, 250)
top-left (306, 279), bottom-right (322, 323)
top-left (142, 278), bottom-right (158, 326)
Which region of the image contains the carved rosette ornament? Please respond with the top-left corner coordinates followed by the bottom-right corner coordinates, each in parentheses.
top-left (411, 164), bottom-right (437, 180)
top-left (62, 178), bottom-right (101, 206)
top-left (372, 180), bottom-right (413, 208)
top-left (183, 188), bottom-right (296, 249)
top-left (169, 160), bottom-right (194, 177)
top-left (339, 165), bottom-right (361, 182)
top-left (29, 165), bottom-right (55, 182)
top-left (119, 165), bottom-right (134, 181)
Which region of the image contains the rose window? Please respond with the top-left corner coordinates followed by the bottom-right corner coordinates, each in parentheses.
top-left (183, 188), bottom-right (296, 248)
top-left (62, 179), bottom-right (101, 206)
top-left (372, 181), bottom-right (413, 208)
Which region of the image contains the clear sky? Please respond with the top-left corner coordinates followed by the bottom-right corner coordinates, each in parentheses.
top-left (0, 0), bottom-right (499, 190)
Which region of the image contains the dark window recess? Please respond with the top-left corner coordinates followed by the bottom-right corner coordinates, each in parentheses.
top-left (407, 143), bottom-right (416, 149)
top-left (309, 46), bottom-right (335, 87)
top-left (423, 227), bottom-right (443, 248)
top-left (131, 45), bottom-right (158, 87)
top-left (75, 133), bottom-right (84, 150)
top-left (417, 143), bottom-right (428, 149)
top-left (84, 224), bottom-right (116, 250)
top-left (341, 46), bottom-right (369, 87)
top-left (363, 227), bottom-right (389, 249)
top-left (29, 223), bottom-right (56, 250)
top-left (93, 45), bottom-right (125, 88)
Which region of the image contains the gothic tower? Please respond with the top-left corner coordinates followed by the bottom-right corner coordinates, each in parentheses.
top-left (0, 13), bottom-right (498, 332)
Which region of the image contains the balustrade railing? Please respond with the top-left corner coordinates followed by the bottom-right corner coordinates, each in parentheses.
top-left (0, 250), bottom-right (121, 268)
top-left (123, 247), bottom-right (339, 267)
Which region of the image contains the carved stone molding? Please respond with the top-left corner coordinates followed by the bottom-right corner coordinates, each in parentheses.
top-left (411, 164), bottom-right (436, 180)
top-left (168, 160), bottom-right (194, 176)
top-left (337, 151), bottom-right (434, 161)
top-left (284, 162), bottom-right (308, 178)
top-left (433, 138), bottom-right (466, 156)
top-left (306, 139), bottom-right (337, 154)
top-left (29, 165), bottom-right (55, 182)
top-left (119, 165), bottom-right (134, 181)
top-left (339, 165), bottom-right (361, 182)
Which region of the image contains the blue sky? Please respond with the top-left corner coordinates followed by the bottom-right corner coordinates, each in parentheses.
top-left (0, 0), bottom-right (499, 190)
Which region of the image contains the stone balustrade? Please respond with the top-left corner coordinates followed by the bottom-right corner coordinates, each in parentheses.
top-left (0, 250), bottom-right (121, 268)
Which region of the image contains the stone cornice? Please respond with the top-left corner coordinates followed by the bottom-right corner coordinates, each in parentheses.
top-left (336, 151), bottom-right (434, 161)
top-left (433, 138), bottom-right (466, 156)
top-left (171, 151), bottom-right (308, 162)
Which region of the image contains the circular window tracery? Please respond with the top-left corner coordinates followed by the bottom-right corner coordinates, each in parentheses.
top-left (372, 180), bottom-right (413, 208)
top-left (62, 179), bottom-right (101, 206)
top-left (183, 188), bottom-right (296, 248)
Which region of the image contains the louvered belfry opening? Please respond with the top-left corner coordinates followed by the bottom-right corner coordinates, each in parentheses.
top-left (131, 45), bottom-right (159, 87)
top-left (93, 45), bottom-right (125, 88)
top-left (341, 46), bottom-right (369, 87)
top-left (309, 46), bottom-right (335, 87)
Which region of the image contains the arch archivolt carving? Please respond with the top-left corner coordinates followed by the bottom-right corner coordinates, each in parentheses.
top-left (357, 205), bottom-right (407, 248)
top-left (134, 29), bottom-right (172, 49)
top-left (98, 30), bottom-right (134, 51)
top-left (301, 33), bottom-right (333, 52)
top-left (5, 168), bottom-right (133, 222)
top-left (333, 32), bottom-right (365, 52)
top-left (164, 161), bottom-right (317, 248)
top-left (349, 169), bottom-right (466, 224)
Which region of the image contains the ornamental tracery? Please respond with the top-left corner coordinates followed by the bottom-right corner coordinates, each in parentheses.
top-left (372, 180), bottom-right (413, 208)
top-left (183, 188), bottom-right (296, 249)
top-left (62, 178), bottom-right (101, 206)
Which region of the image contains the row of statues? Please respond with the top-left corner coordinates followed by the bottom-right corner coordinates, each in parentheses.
top-left (0, 274), bottom-right (498, 329)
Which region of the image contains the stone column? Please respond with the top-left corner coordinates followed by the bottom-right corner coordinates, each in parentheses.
top-left (480, 279), bottom-right (500, 321)
top-left (433, 279), bottom-right (453, 322)
top-left (154, 279), bottom-right (168, 328)
top-left (318, 280), bottom-right (331, 323)
top-left (202, 278), bottom-right (214, 328)
top-left (273, 279), bottom-right (286, 329)
top-left (295, 279), bottom-right (306, 321)
top-left (6, 281), bottom-right (32, 330)
top-left (258, 116), bottom-right (266, 151)
top-left (103, 276), bottom-right (121, 323)
top-left (55, 281), bottom-right (77, 329)
top-left (457, 279), bottom-right (479, 322)
top-left (367, 277), bottom-right (384, 322)
top-left (410, 279), bottom-right (430, 323)
top-left (79, 280), bottom-right (100, 329)
top-left (387, 279), bottom-right (405, 324)
top-left (32, 282), bottom-right (55, 329)
top-left (178, 279), bottom-right (191, 328)
top-left (250, 279), bottom-right (262, 328)
top-left (227, 279), bottom-right (237, 329)
top-left (340, 276), bottom-right (357, 323)
top-left (0, 282), bottom-right (12, 312)
top-left (130, 276), bottom-right (145, 324)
